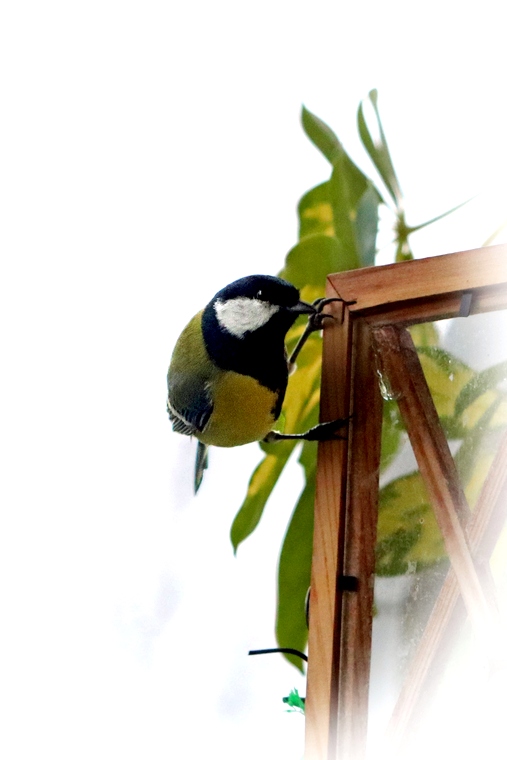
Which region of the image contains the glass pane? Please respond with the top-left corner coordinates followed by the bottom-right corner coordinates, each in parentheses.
top-left (367, 309), bottom-right (507, 759)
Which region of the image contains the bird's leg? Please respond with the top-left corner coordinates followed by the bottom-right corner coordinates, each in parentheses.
top-left (274, 297), bottom-right (355, 444)
top-left (288, 297), bottom-right (350, 371)
top-left (264, 417), bottom-right (350, 443)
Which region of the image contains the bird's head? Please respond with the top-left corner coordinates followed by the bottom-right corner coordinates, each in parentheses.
top-left (205, 275), bottom-right (315, 340)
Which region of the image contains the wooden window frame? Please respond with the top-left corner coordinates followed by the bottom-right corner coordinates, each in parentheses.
top-left (304, 244), bottom-right (507, 760)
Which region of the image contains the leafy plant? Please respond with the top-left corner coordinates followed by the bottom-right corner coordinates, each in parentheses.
top-left (230, 90), bottom-right (507, 671)
top-left (283, 688), bottom-right (306, 715)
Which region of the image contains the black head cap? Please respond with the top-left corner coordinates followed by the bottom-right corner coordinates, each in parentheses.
top-left (212, 274), bottom-right (301, 309)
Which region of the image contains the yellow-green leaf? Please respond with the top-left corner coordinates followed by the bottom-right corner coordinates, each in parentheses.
top-left (377, 472), bottom-right (446, 576)
top-left (417, 346), bottom-right (474, 419)
top-left (280, 234), bottom-right (357, 295)
top-left (301, 106), bottom-right (342, 164)
top-left (276, 442), bottom-right (316, 671)
top-left (231, 444), bottom-right (295, 552)
top-left (357, 89), bottom-right (402, 207)
top-left (455, 360), bottom-right (507, 418)
top-left (298, 182), bottom-right (335, 240)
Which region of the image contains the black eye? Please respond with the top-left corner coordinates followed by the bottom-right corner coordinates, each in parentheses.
top-left (256, 290), bottom-right (264, 299)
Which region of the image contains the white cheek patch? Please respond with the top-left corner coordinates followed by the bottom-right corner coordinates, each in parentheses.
top-left (214, 297), bottom-right (279, 338)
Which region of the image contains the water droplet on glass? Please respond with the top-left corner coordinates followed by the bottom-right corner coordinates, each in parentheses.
top-left (376, 369), bottom-right (401, 401)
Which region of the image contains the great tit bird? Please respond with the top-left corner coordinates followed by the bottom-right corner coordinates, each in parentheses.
top-left (167, 274), bottom-right (346, 492)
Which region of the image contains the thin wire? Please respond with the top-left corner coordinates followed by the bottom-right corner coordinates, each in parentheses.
top-left (248, 647), bottom-right (308, 662)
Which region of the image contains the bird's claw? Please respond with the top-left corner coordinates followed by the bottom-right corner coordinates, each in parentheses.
top-left (288, 297), bottom-right (350, 369)
top-left (308, 296), bottom-right (354, 331)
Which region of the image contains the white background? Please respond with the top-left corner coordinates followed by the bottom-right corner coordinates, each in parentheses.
top-left (1, 1), bottom-right (507, 758)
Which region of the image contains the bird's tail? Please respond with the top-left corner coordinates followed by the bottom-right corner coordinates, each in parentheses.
top-left (194, 441), bottom-right (209, 493)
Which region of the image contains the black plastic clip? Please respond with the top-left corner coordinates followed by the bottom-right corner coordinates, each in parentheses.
top-left (459, 291), bottom-right (473, 318)
top-left (338, 575), bottom-right (359, 592)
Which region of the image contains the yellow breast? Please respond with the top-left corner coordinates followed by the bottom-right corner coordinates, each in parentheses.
top-left (197, 371), bottom-right (279, 447)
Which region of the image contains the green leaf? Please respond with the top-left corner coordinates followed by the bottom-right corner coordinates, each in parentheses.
top-left (357, 89), bottom-right (402, 207)
top-left (297, 174), bottom-right (380, 274)
top-left (283, 688), bottom-right (306, 714)
top-left (279, 329), bottom-right (323, 426)
top-left (280, 233), bottom-right (358, 293)
top-left (298, 182), bottom-right (335, 240)
top-left (329, 144), bottom-right (372, 262)
top-left (380, 400), bottom-right (404, 472)
top-left (483, 219), bottom-right (507, 246)
top-left (301, 106), bottom-right (342, 164)
top-left (454, 360), bottom-right (507, 418)
top-left (454, 394), bottom-right (506, 501)
top-left (416, 346), bottom-right (474, 420)
top-left (231, 445), bottom-right (295, 552)
top-left (376, 471), bottom-right (446, 576)
top-left (375, 525), bottom-right (423, 577)
top-left (355, 183), bottom-right (382, 267)
top-left (276, 442), bottom-right (316, 671)
top-left (405, 197), bottom-right (474, 235)
top-left (409, 322), bottom-right (440, 348)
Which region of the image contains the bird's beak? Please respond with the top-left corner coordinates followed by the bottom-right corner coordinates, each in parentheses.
top-left (287, 300), bottom-right (316, 315)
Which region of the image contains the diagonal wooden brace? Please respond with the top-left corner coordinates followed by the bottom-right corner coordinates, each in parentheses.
top-left (371, 325), bottom-right (500, 655)
top-left (387, 426), bottom-right (507, 750)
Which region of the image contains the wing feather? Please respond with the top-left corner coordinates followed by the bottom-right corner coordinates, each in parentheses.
top-left (167, 380), bottom-right (213, 437)
top-left (167, 312), bottom-right (218, 439)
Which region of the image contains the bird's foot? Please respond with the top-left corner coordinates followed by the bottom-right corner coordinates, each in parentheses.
top-left (264, 417), bottom-right (350, 443)
top-left (288, 297), bottom-right (356, 369)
